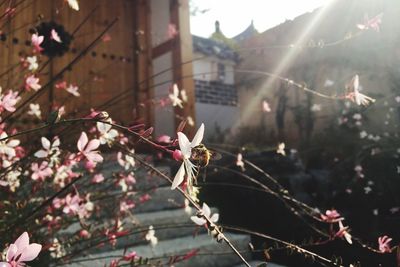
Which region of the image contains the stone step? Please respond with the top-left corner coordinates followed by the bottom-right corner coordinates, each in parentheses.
top-left (64, 232), bottom-right (251, 267)
top-left (95, 161), bottom-right (171, 191)
top-left (135, 186), bottom-right (185, 213)
top-left (59, 206), bottom-right (218, 257)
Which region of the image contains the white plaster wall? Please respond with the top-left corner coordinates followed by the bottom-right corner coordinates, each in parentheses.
top-left (153, 52), bottom-right (175, 137)
top-left (224, 63), bottom-right (235, 85)
top-left (151, 0), bottom-right (170, 47)
top-left (193, 53), bottom-right (235, 84)
top-left (196, 103), bottom-right (239, 139)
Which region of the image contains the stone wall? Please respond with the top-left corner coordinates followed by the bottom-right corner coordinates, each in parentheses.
top-left (194, 79), bottom-right (237, 106)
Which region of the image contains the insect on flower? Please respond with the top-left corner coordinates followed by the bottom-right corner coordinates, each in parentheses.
top-left (190, 144), bottom-right (221, 168)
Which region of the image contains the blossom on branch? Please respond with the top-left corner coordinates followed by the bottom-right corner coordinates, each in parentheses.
top-left (321, 209), bottom-right (344, 223)
top-left (77, 132), bottom-right (103, 163)
top-left (191, 202), bottom-right (219, 227)
top-left (171, 123), bottom-right (204, 190)
top-left (0, 89), bottom-right (20, 113)
top-left (378, 235), bottom-right (392, 253)
top-left (345, 75), bottom-right (375, 106)
top-left (0, 232), bottom-right (42, 267)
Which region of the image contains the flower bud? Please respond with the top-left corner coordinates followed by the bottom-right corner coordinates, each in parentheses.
top-left (173, 149), bottom-right (183, 161)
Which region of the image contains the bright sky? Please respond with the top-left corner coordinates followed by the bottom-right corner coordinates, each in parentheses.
top-left (190, 0), bottom-right (331, 38)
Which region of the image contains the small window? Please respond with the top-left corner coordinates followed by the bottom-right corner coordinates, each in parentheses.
top-left (217, 63), bottom-right (225, 82)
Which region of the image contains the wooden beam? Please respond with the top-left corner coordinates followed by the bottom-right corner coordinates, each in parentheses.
top-left (170, 0), bottom-right (196, 137)
top-left (135, 0), bottom-right (154, 127)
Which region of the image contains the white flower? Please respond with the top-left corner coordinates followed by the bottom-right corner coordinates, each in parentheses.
top-left (364, 186), bottom-right (372, 194)
top-left (180, 89), bottom-right (188, 102)
top-left (28, 103), bottom-right (41, 119)
top-left (262, 100), bottom-right (271, 112)
top-left (187, 116), bottom-right (194, 126)
top-left (345, 75), bottom-right (375, 106)
top-left (310, 104), bottom-right (321, 112)
top-left (353, 113), bottom-right (362, 120)
top-left (49, 238), bottom-right (66, 259)
top-left (277, 142), bottom-right (285, 156)
top-left (169, 84), bottom-right (183, 108)
top-left (1, 160), bottom-right (21, 192)
top-left (0, 132), bottom-right (20, 159)
top-left (360, 131), bottom-right (367, 139)
top-left (145, 226), bottom-right (158, 247)
top-left (66, 84), bottom-right (80, 97)
top-left (117, 151), bottom-right (135, 170)
top-left (26, 56), bottom-right (38, 71)
top-left (190, 202), bottom-right (219, 226)
top-left (34, 137), bottom-right (60, 162)
top-left (171, 123), bottom-right (204, 190)
top-left (324, 79), bottom-right (334, 87)
top-left (66, 0), bottom-right (79, 11)
top-left (97, 122), bottom-right (118, 145)
top-left (338, 221), bottom-right (352, 244)
top-left (236, 153), bottom-right (245, 171)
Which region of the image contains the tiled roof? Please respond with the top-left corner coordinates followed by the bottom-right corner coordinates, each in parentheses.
top-left (192, 35), bottom-right (239, 62)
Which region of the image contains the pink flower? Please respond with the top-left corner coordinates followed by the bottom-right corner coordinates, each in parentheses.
top-left (321, 209), bottom-right (344, 223)
top-left (102, 33), bottom-right (111, 42)
top-left (25, 75), bottom-right (41, 91)
top-left (167, 23), bottom-right (178, 39)
top-left (157, 135), bottom-right (171, 143)
top-left (0, 90), bottom-right (20, 112)
top-left (262, 100), bottom-right (271, 112)
top-left (335, 221), bottom-right (352, 244)
top-left (50, 29), bottom-right (62, 43)
top-left (120, 200), bottom-right (135, 213)
top-left (357, 13), bottom-right (383, 32)
top-left (172, 149), bottom-right (183, 161)
top-left (91, 173), bottom-right (105, 183)
top-left (55, 81), bottom-right (67, 90)
top-left (79, 230), bottom-right (90, 239)
top-left (31, 33), bottom-right (44, 52)
top-left (345, 75), bottom-right (375, 106)
top-left (123, 251), bottom-right (138, 261)
top-left (0, 232), bottom-right (42, 267)
top-left (62, 194), bottom-right (81, 215)
top-left (236, 153), bottom-right (245, 171)
top-left (66, 84), bottom-right (80, 97)
top-left (31, 161), bottom-right (53, 181)
top-left (77, 132), bottom-right (103, 163)
top-left (378, 235), bottom-right (392, 253)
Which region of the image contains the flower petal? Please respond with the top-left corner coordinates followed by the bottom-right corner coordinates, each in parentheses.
top-left (210, 213), bottom-right (219, 223)
top-left (86, 139), bottom-right (100, 152)
top-left (52, 137), bottom-right (60, 147)
top-left (190, 216), bottom-right (206, 226)
top-left (171, 163), bottom-right (185, 189)
top-left (41, 137), bottom-right (50, 150)
top-left (86, 153), bottom-right (103, 163)
top-left (6, 244), bottom-right (17, 262)
top-left (34, 150), bottom-right (48, 158)
top-left (202, 202), bottom-right (211, 217)
top-left (77, 132), bottom-right (88, 152)
top-left (13, 232), bottom-right (29, 257)
top-left (191, 123), bottom-right (204, 147)
top-left (19, 243), bottom-right (42, 262)
top-left (177, 132), bottom-right (191, 157)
